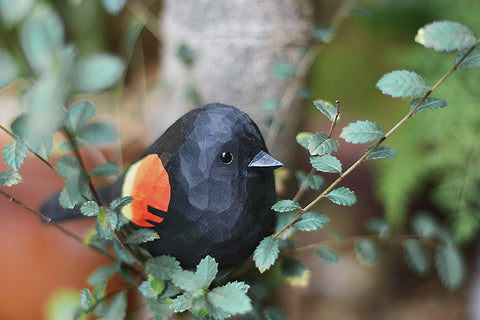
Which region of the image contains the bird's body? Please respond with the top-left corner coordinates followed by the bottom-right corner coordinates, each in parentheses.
top-left (42, 103), bottom-right (281, 267)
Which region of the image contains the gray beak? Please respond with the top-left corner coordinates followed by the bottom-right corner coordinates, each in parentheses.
top-left (248, 150), bottom-right (283, 170)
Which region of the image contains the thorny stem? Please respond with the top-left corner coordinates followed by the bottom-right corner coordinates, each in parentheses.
top-left (0, 188), bottom-right (117, 261)
top-left (273, 43), bottom-right (479, 239)
top-left (266, 0), bottom-right (358, 149)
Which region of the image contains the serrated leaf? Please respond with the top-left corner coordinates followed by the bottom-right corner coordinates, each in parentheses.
top-left (104, 207), bottom-right (118, 230)
top-left (411, 211), bottom-right (439, 238)
top-left (295, 170), bottom-right (324, 191)
top-left (146, 255), bottom-right (182, 281)
top-left (455, 47), bottom-right (480, 68)
top-left (310, 154), bottom-right (342, 173)
top-left (126, 229), bottom-right (159, 244)
top-left (0, 0), bottom-right (34, 27)
top-left (171, 269), bottom-right (206, 292)
top-left (435, 245), bottom-right (466, 290)
top-left (340, 120), bottom-right (384, 144)
top-left (171, 292), bottom-right (193, 312)
top-left (77, 122), bottom-right (119, 144)
top-left (365, 217), bottom-right (390, 236)
top-left (296, 132), bottom-right (313, 150)
top-left (146, 298), bottom-right (172, 315)
top-left (90, 162), bottom-right (120, 177)
top-left (316, 246), bottom-right (339, 265)
top-left (313, 99), bottom-right (338, 122)
top-left (308, 133), bottom-right (339, 156)
top-left (272, 62), bottom-right (296, 79)
top-left (207, 281), bottom-right (252, 315)
top-left (354, 239), bottom-right (379, 266)
top-left (110, 196), bottom-right (133, 212)
top-left (104, 292), bottom-right (127, 320)
top-left (58, 186), bottom-right (77, 209)
top-left (366, 145), bottom-right (398, 160)
top-left (0, 171), bottom-right (23, 186)
top-left (80, 201), bottom-right (99, 217)
top-left (293, 211), bottom-right (329, 231)
top-left (271, 200), bottom-right (301, 213)
top-left (263, 306), bottom-right (288, 320)
top-left (79, 288), bottom-right (93, 312)
top-left (65, 101), bottom-right (95, 132)
top-left (0, 51), bottom-right (20, 89)
top-left (327, 187), bottom-right (357, 206)
top-left (415, 21), bottom-right (477, 52)
top-left (101, 0), bottom-right (126, 15)
top-left (196, 255), bottom-right (218, 288)
top-left (88, 263), bottom-right (119, 285)
top-left (148, 274), bottom-right (166, 296)
top-left (403, 239), bottom-right (430, 277)
top-left (254, 236), bottom-right (281, 273)
top-left (376, 70), bottom-right (430, 98)
top-left (73, 54), bottom-right (125, 93)
top-left (29, 135), bottom-right (54, 159)
top-left (113, 241), bottom-right (135, 264)
top-left (409, 97), bottom-right (447, 114)
top-left (2, 140), bottom-right (27, 171)
top-left (311, 24), bottom-right (336, 43)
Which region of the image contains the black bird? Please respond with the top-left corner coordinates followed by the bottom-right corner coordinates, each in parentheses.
top-left (42, 103), bottom-right (282, 267)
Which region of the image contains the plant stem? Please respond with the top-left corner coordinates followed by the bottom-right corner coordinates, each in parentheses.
top-left (273, 44), bottom-right (479, 239)
top-left (0, 188), bottom-right (116, 261)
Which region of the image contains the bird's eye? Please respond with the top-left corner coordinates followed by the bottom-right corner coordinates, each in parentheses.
top-left (220, 151), bottom-right (233, 164)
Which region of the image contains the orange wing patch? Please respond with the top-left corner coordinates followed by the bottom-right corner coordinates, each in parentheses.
top-left (122, 154), bottom-right (171, 227)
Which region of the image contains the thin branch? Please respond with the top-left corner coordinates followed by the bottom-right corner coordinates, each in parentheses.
top-left (0, 188), bottom-right (116, 261)
top-left (274, 43), bottom-right (479, 239)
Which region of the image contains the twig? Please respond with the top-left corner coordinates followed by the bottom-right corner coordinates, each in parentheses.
top-left (0, 188), bottom-right (116, 261)
top-left (273, 44), bottom-right (479, 239)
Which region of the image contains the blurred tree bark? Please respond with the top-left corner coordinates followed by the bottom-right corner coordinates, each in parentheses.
top-left (145, 0), bottom-right (314, 164)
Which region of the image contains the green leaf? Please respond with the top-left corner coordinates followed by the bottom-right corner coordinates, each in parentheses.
top-left (310, 154), bottom-right (342, 173)
top-left (272, 62), bottom-right (296, 79)
top-left (311, 24), bottom-right (336, 43)
top-left (411, 212), bottom-right (439, 238)
top-left (415, 21), bottom-right (477, 52)
top-left (138, 280), bottom-right (154, 298)
top-left (126, 229), bottom-right (160, 244)
top-left (327, 187), bottom-right (357, 206)
top-left (90, 162), bottom-right (120, 177)
top-left (403, 239), bottom-right (430, 277)
top-left (2, 140), bottom-right (27, 171)
top-left (77, 122), bottom-right (119, 144)
top-left (313, 99), bottom-right (339, 122)
top-left (65, 101), bottom-right (96, 132)
top-left (376, 70), bottom-right (430, 98)
top-left (340, 120), bottom-right (384, 144)
top-left (207, 281), bottom-right (252, 315)
top-left (73, 54), bottom-right (125, 93)
top-left (435, 245), bottom-right (466, 290)
top-left (293, 211), bottom-right (329, 231)
top-left (271, 200), bottom-right (301, 213)
top-left (0, 0), bottom-right (34, 26)
top-left (366, 145), bottom-right (398, 160)
top-left (354, 239), bottom-right (379, 266)
top-left (455, 47), bottom-right (480, 68)
top-left (113, 241), bottom-right (135, 263)
top-left (308, 132), bottom-right (339, 156)
top-left (296, 132), bottom-right (313, 150)
top-left (0, 171), bottom-right (23, 186)
top-left (78, 288), bottom-right (93, 312)
top-left (29, 135), bottom-right (54, 159)
top-left (80, 201), bottom-right (100, 217)
top-left (295, 170), bottom-right (324, 191)
top-left (110, 196), bottom-right (133, 212)
top-left (148, 274), bottom-right (166, 296)
top-left (146, 256), bottom-right (182, 281)
top-left (263, 306), bottom-right (288, 320)
top-left (316, 246), bottom-right (339, 265)
top-left (58, 187), bottom-right (77, 209)
top-left (410, 98), bottom-right (447, 114)
top-left (195, 255), bottom-right (219, 288)
top-left (254, 236), bottom-right (281, 273)
top-left (88, 263), bottom-right (119, 285)
top-left (171, 292), bottom-right (193, 312)
top-left (0, 51), bottom-right (20, 89)
top-left (101, 0), bottom-right (126, 15)
top-left (104, 292), bottom-right (127, 320)
top-left (281, 258), bottom-right (308, 279)
top-left (365, 217), bottom-right (390, 236)
top-left (146, 298), bottom-right (172, 316)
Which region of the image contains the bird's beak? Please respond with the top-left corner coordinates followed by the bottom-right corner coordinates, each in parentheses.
top-left (248, 150), bottom-right (283, 171)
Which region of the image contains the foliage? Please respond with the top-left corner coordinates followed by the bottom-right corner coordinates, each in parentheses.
top-left (0, 1), bottom-right (478, 318)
